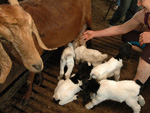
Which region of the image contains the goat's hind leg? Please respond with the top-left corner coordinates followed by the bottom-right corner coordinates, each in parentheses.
top-left (114, 68), bottom-right (121, 81)
top-left (125, 98), bottom-right (141, 113)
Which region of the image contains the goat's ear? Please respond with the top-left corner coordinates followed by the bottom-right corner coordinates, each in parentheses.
top-left (88, 62), bottom-right (91, 66)
top-left (0, 23), bottom-right (14, 42)
top-left (31, 18), bottom-right (57, 51)
top-left (79, 85), bottom-right (83, 90)
top-left (71, 74), bottom-right (75, 77)
top-left (0, 41), bottom-right (12, 84)
top-left (8, 0), bottom-right (19, 5)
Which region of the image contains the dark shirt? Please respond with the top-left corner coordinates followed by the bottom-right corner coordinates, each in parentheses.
top-left (144, 12), bottom-right (150, 30)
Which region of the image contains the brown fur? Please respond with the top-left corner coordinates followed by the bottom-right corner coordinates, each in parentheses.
top-left (20, 0), bottom-right (91, 48)
top-left (0, 0), bottom-right (91, 103)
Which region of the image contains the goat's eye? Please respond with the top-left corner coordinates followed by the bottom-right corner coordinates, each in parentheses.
top-left (0, 38), bottom-right (8, 42)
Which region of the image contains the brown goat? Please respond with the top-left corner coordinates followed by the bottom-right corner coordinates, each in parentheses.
top-left (0, 0), bottom-right (91, 104)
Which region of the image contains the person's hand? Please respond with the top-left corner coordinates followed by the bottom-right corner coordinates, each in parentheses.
top-left (83, 30), bottom-right (94, 42)
top-left (139, 32), bottom-right (150, 46)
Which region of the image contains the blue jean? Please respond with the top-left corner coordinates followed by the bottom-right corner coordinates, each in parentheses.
top-left (109, 0), bottom-right (138, 25)
top-left (116, 0), bottom-right (120, 6)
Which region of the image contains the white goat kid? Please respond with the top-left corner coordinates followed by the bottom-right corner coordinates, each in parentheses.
top-left (58, 43), bottom-right (75, 80)
top-left (75, 45), bottom-right (108, 67)
top-left (90, 57), bottom-right (123, 81)
top-left (84, 79), bottom-right (145, 113)
top-left (90, 42), bottom-right (132, 81)
top-left (53, 74), bottom-right (82, 105)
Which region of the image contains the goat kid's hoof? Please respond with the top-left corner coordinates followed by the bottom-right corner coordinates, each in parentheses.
top-left (57, 76), bottom-right (62, 80)
top-left (73, 95), bottom-right (79, 100)
top-left (85, 103), bottom-right (92, 109)
top-left (57, 74), bottom-right (64, 80)
top-left (59, 101), bottom-right (65, 106)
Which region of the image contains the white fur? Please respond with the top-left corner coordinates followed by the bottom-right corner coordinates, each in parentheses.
top-left (90, 57), bottom-right (123, 81)
top-left (85, 80), bottom-right (145, 113)
top-left (58, 43), bottom-right (75, 80)
top-left (75, 45), bottom-right (108, 67)
top-left (53, 77), bottom-right (82, 105)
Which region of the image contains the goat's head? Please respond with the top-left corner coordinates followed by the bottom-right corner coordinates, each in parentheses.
top-left (78, 62), bottom-right (93, 81)
top-left (0, 0), bottom-right (57, 73)
top-left (80, 78), bottom-right (99, 105)
top-left (118, 42), bottom-right (132, 59)
top-left (0, 4), bottom-right (43, 72)
top-left (81, 78), bottom-right (99, 92)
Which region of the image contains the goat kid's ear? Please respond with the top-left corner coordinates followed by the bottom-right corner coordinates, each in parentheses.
top-left (78, 80), bottom-right (82, 86)
top-left (88, 76), bottom-right (92, 80)
top-left (88, 62), bottom-right (91, 66)
top-left (71, 74), bottom-right (75, 77)
top-left (79, 86), bottom-right (83, 90)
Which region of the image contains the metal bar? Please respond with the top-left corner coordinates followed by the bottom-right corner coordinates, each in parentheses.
top-left (103, 0), bottom-right (115, 21)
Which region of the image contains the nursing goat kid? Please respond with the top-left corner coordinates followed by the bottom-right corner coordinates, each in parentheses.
top-left (75, 45), bottom-right (108, 67)
top-left (90, 43), bottom-right (132, 81)
top-left (81, 79), bottom-right (145, 113)
top-left (58, 43), bottom-right (75, 80)
top-left (53, 61), bottom-right (93, 105)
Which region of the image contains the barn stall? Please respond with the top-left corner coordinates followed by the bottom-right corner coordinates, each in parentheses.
top-left (0, 0), bottom-right (150, 113)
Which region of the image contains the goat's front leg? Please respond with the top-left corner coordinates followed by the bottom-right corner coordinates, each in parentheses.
top-left (21, 71), bottom-right (35, 105)
top-left (114, 68), bottom-right (121, 81)
top-left (58, 60), bottom-right (65, 80)
top-left (65, 63), bottom-right (74, 79)
top-left (34, 72), bottom-right (43, 85)
top-left (85, 96), bottom-right (105, 109)
top-left (125, 98), bottom-right (141, 113)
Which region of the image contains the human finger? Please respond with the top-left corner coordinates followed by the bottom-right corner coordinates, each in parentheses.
top-left (139, 37), bottom-right (143, 46)
top-left (83, 30), bottom-right (89, 35)
top-left (83, 34), bottom-right (88, 41)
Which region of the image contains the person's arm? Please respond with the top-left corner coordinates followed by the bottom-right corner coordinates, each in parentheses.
top-left (83, 10), bottom-right (145, 42)
top-left (139, 32), bottom-right (150, 45)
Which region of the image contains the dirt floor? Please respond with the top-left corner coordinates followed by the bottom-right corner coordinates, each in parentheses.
top-left (0, 0), bottom-right (150, 113)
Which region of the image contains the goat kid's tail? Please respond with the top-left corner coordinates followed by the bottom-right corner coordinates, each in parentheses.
top-left (98, 54), bottom-right (108, 61)
top-left (138, 95), bottom-right (145, 106)
top-left (53, 93), bottom-right (60, 101)
top-left (102, 54), bottom-right (108, 59)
